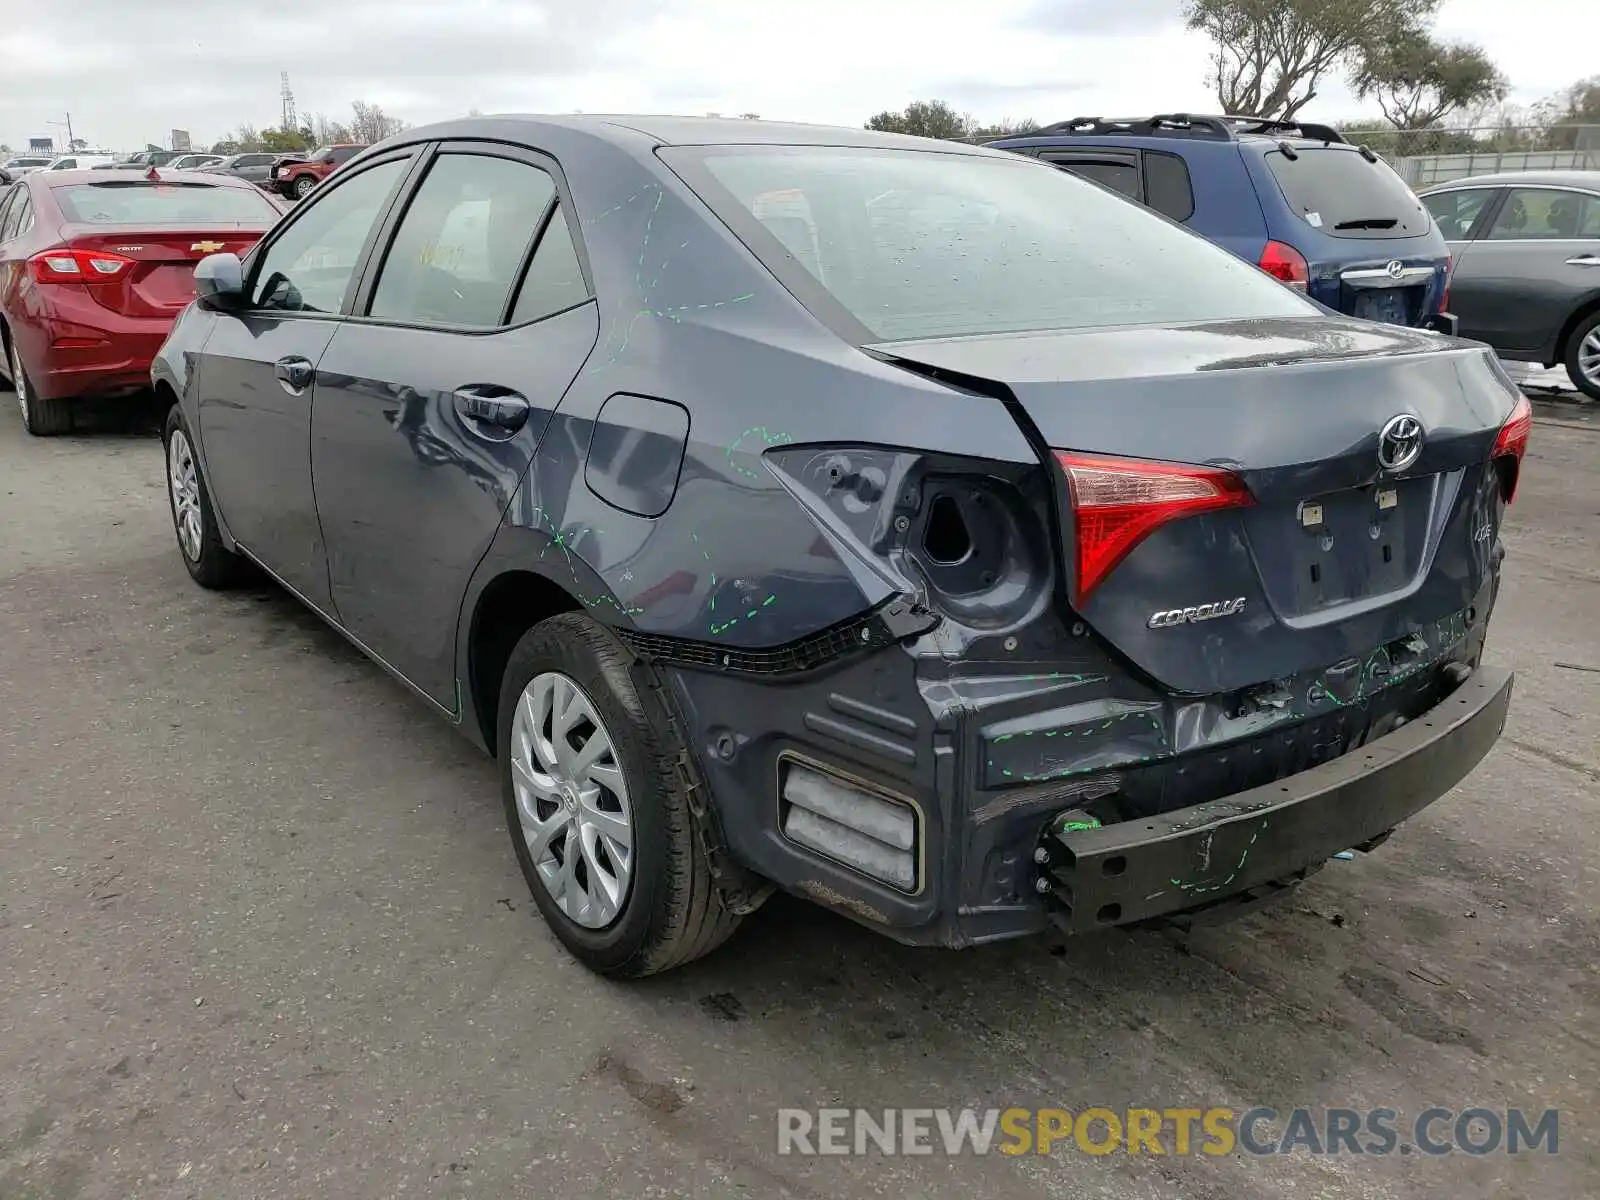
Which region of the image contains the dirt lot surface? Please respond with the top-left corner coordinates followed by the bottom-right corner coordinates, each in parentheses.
top-left (1, 395), bottom-right (1596, 1199)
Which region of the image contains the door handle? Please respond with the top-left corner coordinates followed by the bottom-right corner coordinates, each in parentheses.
top-left (273, 355), bottom-right (314, 393)
top-left (453, 386), bottom-right (530, 433)
top-left (1565, 254), bottom-right (1600, 266)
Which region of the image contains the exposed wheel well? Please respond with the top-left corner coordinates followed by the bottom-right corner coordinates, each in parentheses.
top-left (469, 571), bottom-right (581, 753)
top-left (1554, 297), bottom-right (1600, 367)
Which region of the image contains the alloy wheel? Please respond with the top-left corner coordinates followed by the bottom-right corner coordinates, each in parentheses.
top-left (510, 671), bottom-right (635, 929)
top-left (1579, 327), bottom-right (1600, 390)
top-left (168, 428), bottom-right (204, 562)
top-left (10, 341), bottom-right (27, 426)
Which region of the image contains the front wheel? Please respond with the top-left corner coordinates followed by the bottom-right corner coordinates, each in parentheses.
top-left (292, 175), bottom-right (316, 200)
top-left (1563, 309), bottom-right (1600, 402)
top-left (164, 406), bottom-right (248, 588)
top-left (498, 612), bottom-right (744, 977)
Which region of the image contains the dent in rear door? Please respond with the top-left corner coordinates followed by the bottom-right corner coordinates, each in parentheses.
top-left (310, 147), bottom-right (599, 706)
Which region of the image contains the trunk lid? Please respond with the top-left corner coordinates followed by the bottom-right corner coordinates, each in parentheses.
top-left (63, 226), bottom-right (267, 317)
top-left (876, 315), bottom-right (1519, 694)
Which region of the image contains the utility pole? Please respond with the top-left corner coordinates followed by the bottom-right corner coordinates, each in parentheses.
top-left (46, 112), bottom-right (76, 152)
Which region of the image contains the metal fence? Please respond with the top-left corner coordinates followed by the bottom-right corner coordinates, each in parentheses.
top-left (1347, 124), bottom-right (1600, 186)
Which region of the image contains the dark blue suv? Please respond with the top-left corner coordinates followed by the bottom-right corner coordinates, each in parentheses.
top-left (990, 113), bottom-right (1457, 332)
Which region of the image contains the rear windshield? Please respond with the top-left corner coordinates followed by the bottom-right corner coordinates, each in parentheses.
top-left (1262, 146), bottom-right (1431, 240)
top-left (54, 181), bottom-right (279, 225)
top-left (664, 146), bottom-right (1313, 342)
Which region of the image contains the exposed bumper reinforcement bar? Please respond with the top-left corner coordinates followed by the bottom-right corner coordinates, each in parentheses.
top-left (1038, 665), bottom-right (1514, 934)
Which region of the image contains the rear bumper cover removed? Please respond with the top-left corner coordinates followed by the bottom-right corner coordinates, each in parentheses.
top-left (1037, 665), bottom-right (1513, 933)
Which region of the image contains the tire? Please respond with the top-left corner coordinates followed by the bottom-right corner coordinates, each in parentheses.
top-left (1562, 309), bottom-right (1600, 402)
top-left (9, 334), bottom-right (73, 436)
top-left (498, 612), bottom-right (743, 977)
top-left (293, 175), bottom-right (316, 200)
top-left (163, 404), bottom-right (249, 589)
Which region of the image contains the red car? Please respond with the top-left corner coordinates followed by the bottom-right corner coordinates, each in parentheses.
top-left (0, 167), bottom-right (281, 435)
top-left (271, 144), bottom-right (368, 200)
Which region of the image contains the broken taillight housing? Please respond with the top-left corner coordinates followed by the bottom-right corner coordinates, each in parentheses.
top-left (1490, 393), bottom-right (1532, 503)
top-left (1055, 451), bottom-right (1254, 604)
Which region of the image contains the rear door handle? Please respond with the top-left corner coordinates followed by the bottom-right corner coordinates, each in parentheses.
top-left (453, 386), bottom-right (530, 433)
top-left (273, 355), bottom-right (314, 393)
top-left (1565, 254), bottom-right (1600, 266)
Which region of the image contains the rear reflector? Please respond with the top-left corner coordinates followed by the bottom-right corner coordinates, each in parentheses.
top-left (29, 247), bottom-right (135, 283)
top-left (1055, 451), bottom-right (1254, 604)
top-left (1258, 240), bottom-right (1309, 291)
top-left (1490, 393), bottom-right (1532, 503)
top-left (780, 760), bottom-right (917, 892)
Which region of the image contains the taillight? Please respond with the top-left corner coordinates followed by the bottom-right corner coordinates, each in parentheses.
top-left (1257, 240), bottom-right (1308, 291)
top-left (1441, 253), bottom-right (1452, 312)
top-left (1054, 451), bottom-right (1254, 604)
top-left (28, 248), bottom-right (136, 284)
top-left (1490, 393), bottom-right (1532, 503)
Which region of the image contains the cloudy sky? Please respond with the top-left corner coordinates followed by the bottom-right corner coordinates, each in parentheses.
top-left (1, 0), bottom-right (1590, 153)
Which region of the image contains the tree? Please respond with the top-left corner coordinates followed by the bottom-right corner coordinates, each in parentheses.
top-left (1354, 32), bottom-right (1506, 129)
top-left (1183, 0), bottom-right (1439, 120)
top-left (865, 100), bottom-right (974, 140)
top-left (232, 123), bottom-right (263, 151)
top-left (308, 112), bottom-right (354, 147)
top-left (348, 100), bottom-right (408, 145)
top-left (969, 117), bottom-right (1042, 141)
top-left (259, 127), bottom-right (310, 153)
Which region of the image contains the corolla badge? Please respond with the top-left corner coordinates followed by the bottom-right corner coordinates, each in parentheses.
top-left (1377, 414), bottom-right (1424, 471)
top-left (1147, 597), bottom-right (1247, 629)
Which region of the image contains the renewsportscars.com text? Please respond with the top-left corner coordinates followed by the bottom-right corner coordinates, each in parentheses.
top-left (776, 1106), bottom-right (1559, 1157)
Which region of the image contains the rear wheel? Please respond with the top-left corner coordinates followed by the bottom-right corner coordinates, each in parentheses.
top-left (1563, 309), bottom-right (1600, 401)
top-left (164, 405), bottom-right (248, 588)
top-left (10, 336), bottom-right (73, 436)
top-left (498, 612), bottom-right (743, 977)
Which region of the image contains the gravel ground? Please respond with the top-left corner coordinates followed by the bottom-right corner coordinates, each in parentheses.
top-left (1, 391), bottom-right (1596, 1200)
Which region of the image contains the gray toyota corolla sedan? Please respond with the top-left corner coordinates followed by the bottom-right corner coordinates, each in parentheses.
top-left (152, 115), bottom-right (1524, 977)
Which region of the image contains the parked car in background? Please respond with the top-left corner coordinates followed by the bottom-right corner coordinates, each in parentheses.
top-left (271, 144), bottom-right (367, 199)
top-left (989, 114), bottom-right (1456, 332)
top-left (203, 152), bottom-right (281, 188)
top-left (169, 153), bottom-right (225, 171)
top-left (95, 150), bottom-right (183, 170)
top-left (1421, 170), bottom-right (1600, 400)
top-left (153, 116), bottom-right (1519, 978)
top-left (45, 154), bottom-right (117, 171)
top-left (3, 155), bottom-right (55, 176)
top-left (0, 167), bottom-right (282, 434)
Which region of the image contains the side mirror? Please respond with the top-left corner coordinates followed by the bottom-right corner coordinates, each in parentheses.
top-left (194, 253), bottom-right (247, 310)
top-left (320, 152), bottom-right (336, 164)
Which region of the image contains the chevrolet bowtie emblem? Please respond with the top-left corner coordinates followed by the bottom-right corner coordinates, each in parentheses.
top-left (191, 241), bottom-right (225, 253)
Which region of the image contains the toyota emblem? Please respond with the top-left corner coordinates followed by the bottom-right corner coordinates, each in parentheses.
top-left (1385, 259), bottom-right (1405, 280)
top-left (1377, 414), bottom-right (1424, 471)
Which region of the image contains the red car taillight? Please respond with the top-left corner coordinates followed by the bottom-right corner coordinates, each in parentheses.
top-left (1441, 252), bottom-right (1452, 312)
top-left (1490, 393), bottom-right (1533, 503)
top-left (1054, 451), bottom-right (1254, 604)
top-left (1257, 240), bottom-right (1308, 291)
top-left (28, 248), bottom-right (136, 284)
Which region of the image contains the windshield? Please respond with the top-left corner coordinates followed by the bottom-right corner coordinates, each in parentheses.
top-left (665, 145), bottom-right (1314, 342)
top-left (54, 180), bottom-right (280, 225)
top-left (1262, 146), bottom-right (1431, 240)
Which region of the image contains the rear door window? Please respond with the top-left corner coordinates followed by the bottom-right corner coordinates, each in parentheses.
top-left (1040, 153), bottom-right (1141, 202)
top-left (1422, 188), bottom-right (1494, 240)
top-left (368, 152), bottom-right (556, 327)
top-left (1485, 188), bottom-right (1600, 240)
top-left (1263, 146), bottom-right (1431, 239)
top-left (509, 205), bottom-right (589, 323)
